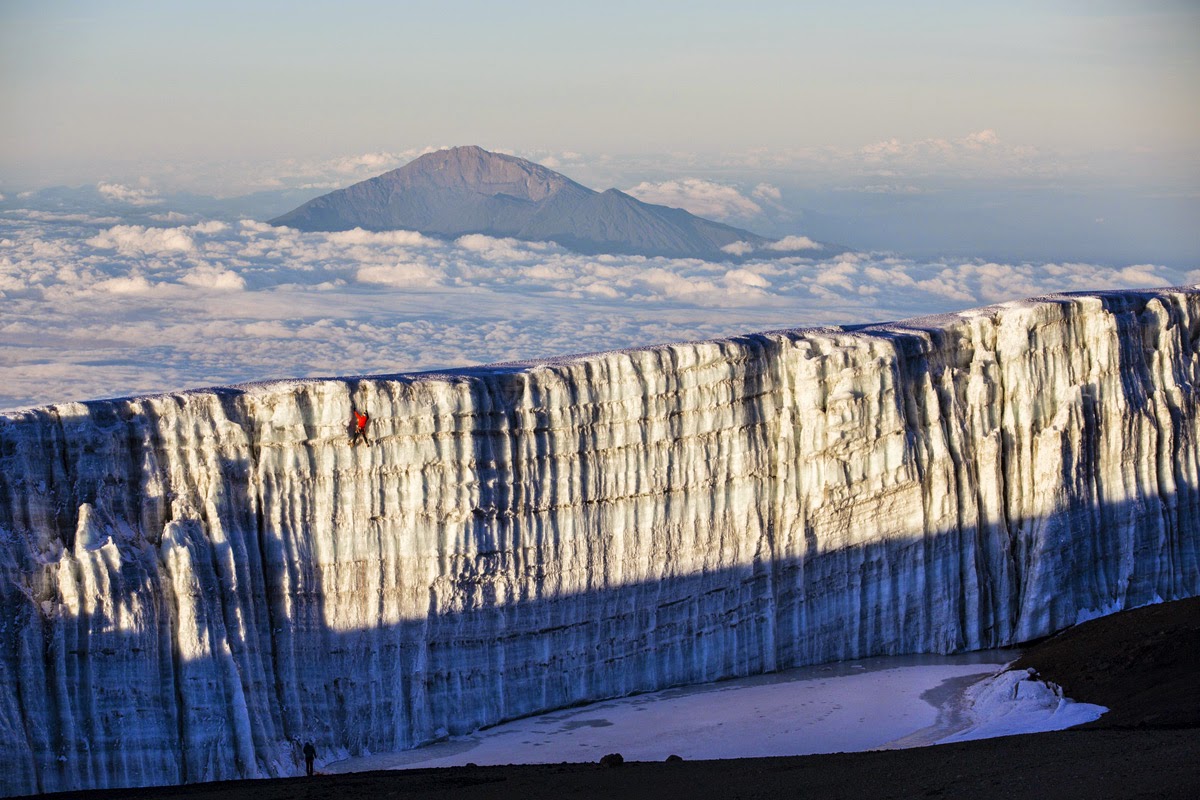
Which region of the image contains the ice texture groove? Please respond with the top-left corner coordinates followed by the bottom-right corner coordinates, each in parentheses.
top-left (1, 288), bottom-right (1199, 794)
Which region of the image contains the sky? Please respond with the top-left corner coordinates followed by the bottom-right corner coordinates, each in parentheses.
top-left (1, 1), bottom-right (1198, 408)
top-left (2, 1), bottom-right (1196, 183)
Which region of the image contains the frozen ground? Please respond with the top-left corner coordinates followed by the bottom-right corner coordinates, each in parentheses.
top-left (324, 651), bottom-right (1104, 773)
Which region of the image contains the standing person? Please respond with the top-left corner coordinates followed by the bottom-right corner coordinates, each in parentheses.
top-left (351, 408), bottom-right (370, 447)
top-left (303, 741), bottom-right (317, 776)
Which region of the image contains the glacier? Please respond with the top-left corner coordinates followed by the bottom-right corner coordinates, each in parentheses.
top-left (1, 287), bottom-right (1198, 795)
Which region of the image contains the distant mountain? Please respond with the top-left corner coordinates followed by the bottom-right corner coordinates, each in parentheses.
top-left (270, 146), bottom-right (780, 259)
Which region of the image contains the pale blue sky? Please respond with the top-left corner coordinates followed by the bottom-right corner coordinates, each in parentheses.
top-left (1, 0), bottom-right (1197, 187)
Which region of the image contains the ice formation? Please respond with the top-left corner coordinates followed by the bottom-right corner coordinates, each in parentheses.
top-left (935, 667), bottom-right (1107, 744)
top-left (1, 288), bottom-right (1198, 794)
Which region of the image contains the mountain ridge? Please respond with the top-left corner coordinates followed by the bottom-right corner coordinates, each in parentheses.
top-left (270, 146), bottom-right (790, 259)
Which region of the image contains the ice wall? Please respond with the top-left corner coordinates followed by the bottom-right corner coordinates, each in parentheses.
top-left (1, 288), bottom-right (1198, 794)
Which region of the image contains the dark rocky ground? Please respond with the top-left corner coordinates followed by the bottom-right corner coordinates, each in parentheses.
top-left (37, 597), bottom-right (1200, 800)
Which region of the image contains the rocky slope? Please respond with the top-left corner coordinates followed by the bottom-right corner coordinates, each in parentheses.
top-left (1, 288), bottom-right (1198, 795)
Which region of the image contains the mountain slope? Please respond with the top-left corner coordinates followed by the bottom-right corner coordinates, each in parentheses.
top-left (269, 146), bottom-right (775, 258)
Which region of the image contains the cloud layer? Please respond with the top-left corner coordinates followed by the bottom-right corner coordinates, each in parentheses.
top-left (624, 179), bottom-right (766, 220)
top-left (97, 182), bottom-right (162, 206)
top-left (0, 208), bottom-right (1191, 410)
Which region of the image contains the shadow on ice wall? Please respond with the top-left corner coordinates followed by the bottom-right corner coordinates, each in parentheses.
top-left (0, 488), bottom-right (1196, 797)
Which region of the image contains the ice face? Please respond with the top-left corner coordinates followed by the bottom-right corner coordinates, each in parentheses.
top-left (1, 288), bottom-right (1198, 794)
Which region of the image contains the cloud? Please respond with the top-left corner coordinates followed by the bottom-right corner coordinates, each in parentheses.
top-left (697, 130), bottom-right (1062, 185)
top-left (0, 211), bottom-right (1189, 411)
top-left (296, 149), bottom-right (437, 181)
top-left (1115, 264), bottom-right (1164, 286)
top-left (815, 260), bottom-right (858, 291)
top-left (327, 152), bottom-right (408, 174)
top-left (723, 268), bottom-right (770, 290)
top-left (768, 236), bottom-right (822, 251)
top-left (751, 183), bottom-right (782, 202)
top-left (326, 228), bottom-right (436, 247)
top-left (844, 184), bottom-right (927, 195)
top-left (962, 129), bottom-right (1000, 149)
top-left (85, 221), bottom-right (227, 255)
top-left (624, 179), bottom-right (762, 220)
top-left (87, 225), bottom-right (196, 255)
top-left (859, 130), bottom-right (1009, 162)
top-left (94, 275), bottom-right (157, 294)
top-left (179, 265), bottom-right (246, 290)
top-left (4, 210), bottom-right (122, 224)
top-left (269, 147), bottom-right (450, 189)
top-left (855, 129), bottom-right (1044, 178)
top-left (150, 211), bottom-right (191, 223)
top-left (139, 147), bottom-right (450, 195)
top-left (535, 150), bottom-right (586, 170)
top-left (190, 220), bottom-right (229, 235)
top-left (356, 263), bottom-right (443, 288)
top-left (721, 241), bottom-right (755, 257)
top-left (454, 233), bottom-right (554, 261)
top-left (97, 182), bottom-right (162, 206)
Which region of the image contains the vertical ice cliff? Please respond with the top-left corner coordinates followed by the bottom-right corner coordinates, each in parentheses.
top-left (1, 288), bottom-right (1198, 794)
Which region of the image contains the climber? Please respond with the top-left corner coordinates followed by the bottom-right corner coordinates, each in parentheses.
top-left (303, 741), bottom-right (317, 776)
top-left (351, 408), bottom-right (370, 447)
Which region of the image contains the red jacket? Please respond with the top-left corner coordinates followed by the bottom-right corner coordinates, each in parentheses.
top-left (353, 410), bottom-right (369, 431)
